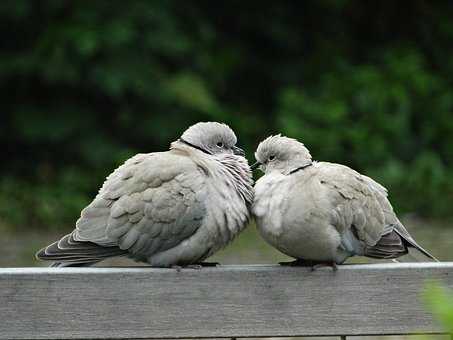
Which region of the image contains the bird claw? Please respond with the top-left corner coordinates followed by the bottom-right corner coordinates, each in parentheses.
top-left (171, 265), bottom-right (183, 272)
top-left (311, 261), bottom-right (338, 272)
top-left (171, 264), bottom-right (202, 271)
top-left (186, 264), bottom-right (203, 270)
top-left (171, 262), bottom-right (219, 271)
top-left (278, 259), bottom-right (338, 271)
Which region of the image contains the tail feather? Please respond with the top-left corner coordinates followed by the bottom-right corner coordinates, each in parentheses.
top-left (364, 223), bottom-right (439, 262)
top-left (36, 232), bottom-right (127, 267)
top-left (393, 225), bottom-right (439, 262)
top-left (365, 229), bottom-right (408, 259)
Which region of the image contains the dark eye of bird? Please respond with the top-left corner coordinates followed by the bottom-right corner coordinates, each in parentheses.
top-left (217, 142), bottom-right (223, 148)
top-left (269, 155), bottom-right (275, 161)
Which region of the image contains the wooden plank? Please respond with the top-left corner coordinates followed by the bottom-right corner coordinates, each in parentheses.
top-left (0, 263), bottom-right (452, 339)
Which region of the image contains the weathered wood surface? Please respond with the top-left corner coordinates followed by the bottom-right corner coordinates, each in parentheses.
top-left (0, 263), bottom-right (452, 339)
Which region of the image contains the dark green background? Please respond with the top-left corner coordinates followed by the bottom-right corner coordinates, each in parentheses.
top-left (2, 0), bottom-right (453, 232)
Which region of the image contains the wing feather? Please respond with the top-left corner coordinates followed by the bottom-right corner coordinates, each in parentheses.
top-left (321, 163), bottom-right (385, 250)
top-left (36, 151), bottom-right (207, 266)
top-left (322, 162), bottom-right (436, 260)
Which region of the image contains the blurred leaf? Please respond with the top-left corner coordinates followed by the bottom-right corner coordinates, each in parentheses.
top-left (164, 73), bottom-right (223, 117)
top-left (424, 283), bottom-right (453, 334)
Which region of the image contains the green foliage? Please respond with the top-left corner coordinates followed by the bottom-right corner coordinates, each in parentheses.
top-left (277, 48), bottom-right (453, 216)
top-left (1, 1), bottom-right (453, 230)
top-left (424, 284), bottom-right (453, 334)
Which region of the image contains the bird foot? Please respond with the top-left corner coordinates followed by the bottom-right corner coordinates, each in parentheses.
top-left (279, 259), bottom-right (338, 271)
top-left (171, 262), bottom-right (219, 272)
top-left (171, 264), bottom-right (202, 271)
top-left (171, 265), bottom-right (183, 272)
top-left (311, 261), bottom-right (338, 272)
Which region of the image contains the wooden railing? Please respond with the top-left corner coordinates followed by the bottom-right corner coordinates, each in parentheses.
top-left (0, 263), bottom-right (452, 339)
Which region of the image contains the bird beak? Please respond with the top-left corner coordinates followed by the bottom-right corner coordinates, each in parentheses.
top-left (232, 146), bottom-right (245, 156)
top-left (251, 162), bottom-right (261, 171)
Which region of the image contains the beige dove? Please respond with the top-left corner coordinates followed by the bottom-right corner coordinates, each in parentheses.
top-left (37, 122), bottom-right (253, 267)
top-left (252, 135), bottom-right (437, 268)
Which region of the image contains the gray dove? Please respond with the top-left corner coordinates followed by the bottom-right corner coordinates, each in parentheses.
top-left (252, 135), bottom-right (437, 269)
top-left (37, 122), bottom-right (253, 267)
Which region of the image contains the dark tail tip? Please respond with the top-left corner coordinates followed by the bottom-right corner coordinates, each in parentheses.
top-left (35, 247), bottom-right (47, 260)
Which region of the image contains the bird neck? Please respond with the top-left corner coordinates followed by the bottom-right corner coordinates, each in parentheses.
top-left (288, 162), bottom-right (313, 175)
top-left (217, 154), bottom-right (254, 206)
top-left (170, 139), bottom-right (212, 155)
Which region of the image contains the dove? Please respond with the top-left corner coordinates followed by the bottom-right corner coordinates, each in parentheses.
top-left (37, 122), bottom-right (253, 267)
top-left (252, 135), bottom-right (437, 269)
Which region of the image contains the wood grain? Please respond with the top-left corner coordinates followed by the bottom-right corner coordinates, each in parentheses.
top-left (0, 263), bottom-right (452, 339)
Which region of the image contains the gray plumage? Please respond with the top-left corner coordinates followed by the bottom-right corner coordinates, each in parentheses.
top-left (37, 122), bottom-right (253, 267)
top-left (252, 135), bottom-right (437, 264)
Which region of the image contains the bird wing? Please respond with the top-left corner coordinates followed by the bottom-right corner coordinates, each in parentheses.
top-left (318, 163), bottom-right (387, 255)
top-left (38, 150), bottom-right (208, 264)
top-left (321, 163), bottom-right (436, 260)
top-left (361, 174), bottom-right (438, 261)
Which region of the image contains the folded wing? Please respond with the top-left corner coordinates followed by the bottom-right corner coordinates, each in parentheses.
top-left (322, 163), bottom-right (436, 261)
top-left (37, 151), bottom-right (207, 266)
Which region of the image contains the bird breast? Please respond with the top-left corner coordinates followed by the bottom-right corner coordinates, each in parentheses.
top-left (253, 173), bottom-right (290, 239)
top-left (203, 155), bottom-right (254, 250)
top-left (253, 171), bottom-right (343, 261)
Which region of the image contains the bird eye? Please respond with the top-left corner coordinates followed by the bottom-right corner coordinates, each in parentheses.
top-left (216, 142), bottom-right (224, 148)
top-left (269, 155), bottom-right (275, 161)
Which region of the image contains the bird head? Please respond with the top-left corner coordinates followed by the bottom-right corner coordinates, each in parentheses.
top-left (253, 135), bottom-right (312, 174)
top-left (177, 122), bottom-right (245, 156)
